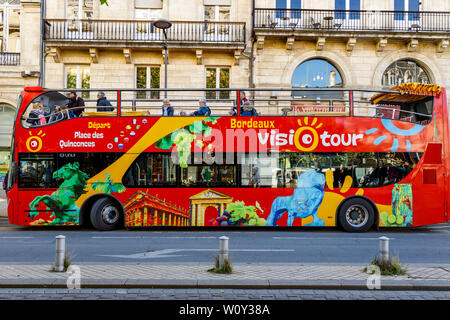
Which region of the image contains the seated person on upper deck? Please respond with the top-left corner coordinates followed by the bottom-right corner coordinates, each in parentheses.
top-left (96, 91), bottom-right (114, 112)
top-left (66, 91), bottom-right (85, 117)
top-left (161, 98), bottom-right (174, 116)
top-left (26, 102), bottom-right (49, 127)
top-left (191, 98), bottom-right (211, 116)
top-left (241, 101), bottom-right (258, 116)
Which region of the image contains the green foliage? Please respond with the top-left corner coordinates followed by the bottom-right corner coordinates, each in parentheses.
top-left (365, 254), bottom-right (406, 276)
top-left (208, 255), bottom-right (233, 274)
top-left (50, 250), bottom-right (75, 272)
top-left (172, 130), bottom-right (195, 168)
top-left (99, 0), bottom-right (109, 5)
top-left (227, 201), bottom-right (266, 226)
top-left (91, 173), bottom-right (126, 194)
top-left (155, 117), bottom-right (220, 168)
top-left (380, 211), bottom-right (404, 227)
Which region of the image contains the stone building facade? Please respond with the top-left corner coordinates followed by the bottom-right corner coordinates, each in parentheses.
top-left (0, 0), bottom-right (41, 175)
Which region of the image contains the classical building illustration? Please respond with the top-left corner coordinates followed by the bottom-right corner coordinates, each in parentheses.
top-left (189, 189), bottom-right (233, 226)
top-left (124, 190), bottom-right (190, 226)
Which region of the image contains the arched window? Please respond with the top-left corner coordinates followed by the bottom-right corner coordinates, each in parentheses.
top-left (382, 59), bottom-right (430, 88)
top-left (292, 58), bottom-right (343, 88)
top-left (291, 59), bottom-right (343, 98)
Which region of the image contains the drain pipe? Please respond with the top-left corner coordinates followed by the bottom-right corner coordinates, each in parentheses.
top-left (240, 0), bottom-right (256, 99)
top-left (39, 0), bottom-right (46, 87)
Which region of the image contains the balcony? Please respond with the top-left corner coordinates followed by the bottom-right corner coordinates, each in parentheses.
top-left (0, 52), bottom-right (20, 66)
top-left (254, 8), bottom-right (450, 39)
top-left (44, 19), bottom-right (246, 50)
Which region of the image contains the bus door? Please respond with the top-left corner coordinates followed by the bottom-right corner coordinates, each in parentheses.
top-left (415, 142), bottom-right (446, 226)
top-left (16, 153), bottom-right (58, 226)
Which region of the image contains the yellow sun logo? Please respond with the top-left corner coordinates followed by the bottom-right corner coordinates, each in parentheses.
top-left (26, 130), bottom-right (45, 153)
top-left (294, 117), bottom-right (323, 152)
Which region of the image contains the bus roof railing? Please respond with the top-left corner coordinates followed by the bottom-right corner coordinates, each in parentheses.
top-left (39, 87), bottom-right (402, 94)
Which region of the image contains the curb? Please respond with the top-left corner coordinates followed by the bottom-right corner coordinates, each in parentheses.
top-left (0, 279), bottom-right (449, 291)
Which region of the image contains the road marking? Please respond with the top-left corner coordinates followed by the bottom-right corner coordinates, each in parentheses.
top-left (99, 248), bottom-right (294, 259)
top-left (272, 237), bottom-right (395, 240)
top-left (92, 236), bottom-right (218, 239)
top-left (0, 237), bottom-right (34, 239)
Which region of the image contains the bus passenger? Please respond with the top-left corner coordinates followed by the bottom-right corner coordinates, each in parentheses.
top-left (27, 102), bottom-right (47, 127)
top-left (67, 91), bottom-right (85, 117)
top-left (249, 166), bottom-right (260, 188)
top-left (49, 105), bottom-right (63, 123)
top-left (191, 98), bottom-right (211, 116)
top-left (60, 105), bottom-right (76, 120)
top-left (241, 101), bottom-right (258, 116)
top-left (96, 91), bottom-right (114, 112)
top-left (179, 110), bottom-right (187, 116)
top-left (230, 91), bottom-right (249, 116)
top-left (161, 98), bottom-right (174, 116)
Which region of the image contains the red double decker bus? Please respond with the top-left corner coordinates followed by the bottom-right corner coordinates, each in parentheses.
top-left (5, 84), bottom-right (449, 231)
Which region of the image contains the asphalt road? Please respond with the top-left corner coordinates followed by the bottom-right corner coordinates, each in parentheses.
top-left (1, 218), bottom-right (449, 265)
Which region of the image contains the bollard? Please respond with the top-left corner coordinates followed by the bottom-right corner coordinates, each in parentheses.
top-left (55, 235), bottom-right (66, 272)
top-left (379, 236), bottom-right (389, 264)
top-left (219, 236), bottom-right (229, 268)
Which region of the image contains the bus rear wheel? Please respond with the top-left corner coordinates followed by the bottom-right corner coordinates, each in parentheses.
top-left (90, 198), bottom-right (122, 231)
top-left (338, 198), bottom-right (375, 232)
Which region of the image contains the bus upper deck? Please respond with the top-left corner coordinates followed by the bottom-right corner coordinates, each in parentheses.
top-left (18, 83), bottom-right (441, 129)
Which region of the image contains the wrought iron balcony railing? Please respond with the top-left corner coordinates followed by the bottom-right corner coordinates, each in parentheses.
top-left (44, 19), bottom-right (246, 43)
top-left (254, 8), bottom-right (450, 32)
top-left (0, 52), bottom-right (20, 66)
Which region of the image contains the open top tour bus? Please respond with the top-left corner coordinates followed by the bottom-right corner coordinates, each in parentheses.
top-left (6, 83), bottom-right (450, 231)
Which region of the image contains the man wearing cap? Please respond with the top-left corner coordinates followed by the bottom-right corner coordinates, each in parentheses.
top-left (96, 91), bottom-right (114, 112)
top-left (161, 98), bottom-right (174, 116)
top-left (191, 98), bottom-right (211, 116)
top-left (67, 91), bottom-right (85, 117)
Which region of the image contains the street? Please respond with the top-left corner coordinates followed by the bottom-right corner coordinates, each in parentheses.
top-left (1, 218), bottom-right (449, 301)
top-left (0, 218), bottom-right (449, 265)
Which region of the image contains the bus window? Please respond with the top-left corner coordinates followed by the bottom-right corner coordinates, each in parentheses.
top-left (18, 152), bottom-right (124, 188)
top-left (181, 164), bottom-right (236, 187)
top-left (57, 152), bottom-right (123, 180)
top-left (18, 153), bottom-right (56, 188)
top-left (240, 153), bottom-right (277, 187)
top-left (123, 153), bottom-right (177, 187)
top-left (21, 92), bottom-right (70, 128)
top-left (266, 152), bottom-right (422, 189)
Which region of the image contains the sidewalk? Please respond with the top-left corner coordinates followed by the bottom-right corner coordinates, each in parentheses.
top-left (0, 263), bottom-right (449, 290)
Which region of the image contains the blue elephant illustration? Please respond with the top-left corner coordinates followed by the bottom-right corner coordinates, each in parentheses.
top-left (266, 169), bottom-right (326, 227)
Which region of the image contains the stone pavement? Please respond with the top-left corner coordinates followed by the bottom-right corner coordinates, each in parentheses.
top-left (1, 288), bottom-right (449, 300)
top-left (0, 263), bottom-right (449, 290)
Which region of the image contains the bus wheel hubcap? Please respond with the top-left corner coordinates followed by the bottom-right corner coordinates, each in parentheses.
top-left (101, 205), bottom-right (119, 225)
top-left (345, 205), bottom-right (369, 227)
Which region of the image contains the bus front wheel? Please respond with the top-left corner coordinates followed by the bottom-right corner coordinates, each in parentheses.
top-left (90, 198), bottom-right (122, 231)
top-left (338, 198), bottom-right (375, 232)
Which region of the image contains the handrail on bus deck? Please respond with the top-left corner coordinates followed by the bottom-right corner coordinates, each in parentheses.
top-left (30, 87), bottom-right (423, 121)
